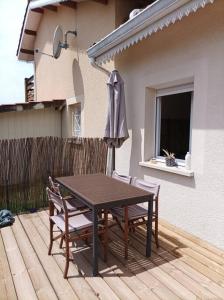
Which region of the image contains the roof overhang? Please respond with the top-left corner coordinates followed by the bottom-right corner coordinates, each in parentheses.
top-left (87, 0), bottom-right (216, 64)
top-left (17, 0), bottom-right (102, 61)
top-left (0, 99), bottom-right (65, 114)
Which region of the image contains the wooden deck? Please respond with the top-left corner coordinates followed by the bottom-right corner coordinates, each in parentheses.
top-left (1, 211), bottom-right (224, 300)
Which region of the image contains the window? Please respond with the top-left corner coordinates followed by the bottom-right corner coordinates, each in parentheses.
top-left (156, 87), bottom-right (192, 161)
top-left (73, 104), bottom-right (81, 137)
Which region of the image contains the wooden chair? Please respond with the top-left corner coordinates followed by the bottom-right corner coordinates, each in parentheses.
top-left (49, 176), bottom-right (86, 211)
top-left (46, 187), bottom-right (108, 278)
top-left (132, 178), bottom-right (160, 248)
top-left (112, 170), bottom-right (132, 184)
top-left (111, 176), bottom-right (160, 258)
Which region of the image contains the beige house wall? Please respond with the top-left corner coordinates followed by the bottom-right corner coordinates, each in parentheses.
top-left (34, 1), bottom-right (116, 138)
top-left (114, 1), bottom-right (224, 249)
top-left (0, 108), bottom-right (61, 139)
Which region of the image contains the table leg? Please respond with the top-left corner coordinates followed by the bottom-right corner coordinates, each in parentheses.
top-left (146, 197), bottom-right (153, 257)
top-left (124, 206), bottom-right (128, 259)
top-left (92, 208), bottom-right (98, 276)
top-left (103, 210), bottom-right (108, 262)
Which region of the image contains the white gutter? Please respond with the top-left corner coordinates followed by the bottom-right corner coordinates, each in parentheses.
top-left (87, 0), bottom-right (216, 64)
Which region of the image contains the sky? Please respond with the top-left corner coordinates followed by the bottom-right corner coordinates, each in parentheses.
top-left (0, 0), bottom-right (33, 104)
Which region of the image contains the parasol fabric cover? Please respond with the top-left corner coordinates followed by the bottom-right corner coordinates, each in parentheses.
top-left (104, 70), bottom-right (129, 148)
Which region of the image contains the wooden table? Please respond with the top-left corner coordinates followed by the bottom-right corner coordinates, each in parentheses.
top-left (56, 173), bottom-right (153, 276)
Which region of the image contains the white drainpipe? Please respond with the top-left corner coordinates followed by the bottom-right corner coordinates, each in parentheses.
top-left (89, 58), bottom-right (111, 77)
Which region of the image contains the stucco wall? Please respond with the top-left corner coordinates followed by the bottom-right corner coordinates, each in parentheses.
top-left (0, 108), bottom-right (61, 139)
top-left (115, 1), bottom-right (224, 249)
top-left (34, 1), bottom-right (115, 137)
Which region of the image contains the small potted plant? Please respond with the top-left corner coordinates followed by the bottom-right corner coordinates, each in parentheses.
top-left (163, 149), bottom-right (177, 167)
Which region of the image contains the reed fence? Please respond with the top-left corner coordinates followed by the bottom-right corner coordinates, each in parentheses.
top-left (0, 137), bottom-right (108, 213)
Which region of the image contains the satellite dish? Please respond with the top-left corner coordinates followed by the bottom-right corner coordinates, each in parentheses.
top-left (53, 25), bottom-right (63, 59)
top-left (36, 25), bottom-right (77, 59)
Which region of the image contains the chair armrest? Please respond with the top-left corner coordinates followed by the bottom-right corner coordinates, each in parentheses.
top-left (67, 208), bottom-right (91, 218)
top-left (64, 195), bottom-right (75, 200)
top-left (64, 196), bottom-right (87, 210)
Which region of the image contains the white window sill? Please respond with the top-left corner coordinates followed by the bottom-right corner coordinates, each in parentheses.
top-left (139, 160), bottom-right (194, 177)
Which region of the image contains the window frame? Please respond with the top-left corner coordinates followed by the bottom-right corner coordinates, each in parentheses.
top-left (72, 104), bottom-right (81, 137)
top-left (155, 84), bottom-right (193, 165)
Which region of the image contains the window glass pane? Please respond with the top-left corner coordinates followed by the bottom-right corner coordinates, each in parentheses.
top-left (158, 92), bottom-right (191, 160)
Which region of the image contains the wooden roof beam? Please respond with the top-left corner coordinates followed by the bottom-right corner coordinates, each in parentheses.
top-left (92, 0), bottom-right (108, 4)
top-left (43, 5), bottom-right (58, 12)
top-left (60, 1), bottom-right (77, 10)
top-left (20, 49), bottom-right (34, 55)
top-left (24, 29), bottom-right (37, 36)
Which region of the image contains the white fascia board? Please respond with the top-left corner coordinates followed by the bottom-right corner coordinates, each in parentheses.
top-left (30, 0), bottom-right (59, 9)
top-left (30, 0), bottom-right (82, 9)
top-left (87, 0), bottom-right (216, 64)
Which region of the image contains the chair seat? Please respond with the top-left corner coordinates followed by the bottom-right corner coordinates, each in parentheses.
top-left (64, 196), bottom-right (86, 211)
top-left (111, 205), bottom-right (148, 221)
top-left (51, 211), bottom-right (93, 233)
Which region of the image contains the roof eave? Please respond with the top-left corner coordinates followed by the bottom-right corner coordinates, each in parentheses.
top-left (17, 0), bottom-right (83, 62)
top-left (87, 0), bottom-right (216, 64)
top-left (0, 99), bottom-right (66, 114)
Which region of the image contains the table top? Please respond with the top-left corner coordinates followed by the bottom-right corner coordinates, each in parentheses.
top-left (56, 174), bottom-right (152, 209)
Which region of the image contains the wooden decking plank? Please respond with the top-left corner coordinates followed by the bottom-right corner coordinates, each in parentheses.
top-left (1, 226), bottom-right (38, 300)
top-left (71, 247), bottom-right (120, 300)
top-left (159, 223), bottom-right (224, 266)
top-left (81, 247), bottom-right (141, 300)
top-left (110, 228), bottom-right (196, 300)
top-left (19, 214), bottom-right (78, 300)
top-left (0, 234), bottom-right (10, 300)
top-left (155, 226), bottom-right (224, 285)
top-left (0, 274), bottom-right (8, 300)
top-left (160, 219), bottom-right (224, 258)
top-left (0, 232), bottom-right (17, 300)
top-left (37, 210), bottom-right (119, 300)
top-left (108, 238), bottom-right (181, 300)
top-left (12, 216), bottom-right (58, 300)
top-left (157, 238), bottom-right (224, 299)
top-left (105, 250), bottom-right (161, 300)
top-left (137, 226), bottom-right (224, 299)
top-left (182, 254), bottom-right (224, 285)
top-left (180, 247), bottom-right (224, 276)
top-left (132, 229), bottom-right (221, 300)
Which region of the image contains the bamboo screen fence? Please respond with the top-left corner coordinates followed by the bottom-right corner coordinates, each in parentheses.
top-left (0, 137), bottom-right (108, 213)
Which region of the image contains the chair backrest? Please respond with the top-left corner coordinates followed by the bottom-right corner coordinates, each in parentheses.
top-left (46, 187), bottom-right (67, 213)
top-left (49, 176), bottom-right (61, 196)
top-left (112, 170), bottom-right (132, 184)
top-left (132, 178), bottom-right (160, 200)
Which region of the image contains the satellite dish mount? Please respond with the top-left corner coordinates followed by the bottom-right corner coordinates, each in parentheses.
top-left (35, 25), bottom-right (77, 59)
